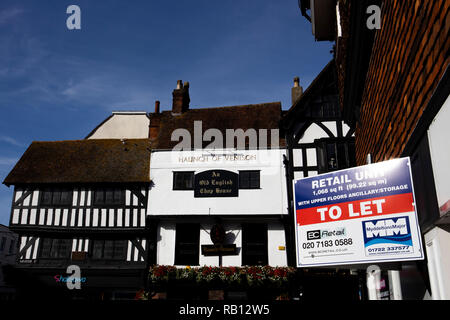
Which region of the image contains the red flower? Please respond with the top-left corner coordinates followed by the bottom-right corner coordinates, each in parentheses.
top-left (202, 267), bottom-right (212, 275)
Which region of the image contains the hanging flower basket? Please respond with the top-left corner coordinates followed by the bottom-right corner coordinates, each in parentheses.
top-left (148, 265), bottom-right (296, 291)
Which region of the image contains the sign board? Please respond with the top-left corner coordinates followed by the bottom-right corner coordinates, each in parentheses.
top-left (194, 170), bottom-right (239, 198)
top-left (201, 244), bottom-right (237, 256)
top-left (294, 157), bottom-right (424, 267)
top-left (210, 224), bottom-right (226, 245)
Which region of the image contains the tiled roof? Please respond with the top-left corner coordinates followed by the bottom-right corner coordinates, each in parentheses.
top-left (150, 102), bottom-right (285, 150)
top-left (3, 102), bottom-right (286, 185)
top-left (3, 139), bottom-right (152, 185)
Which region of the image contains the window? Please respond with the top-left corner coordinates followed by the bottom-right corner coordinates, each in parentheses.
top-left (308, 98), bottom-right (341, 119)
top-left (92, 187), bottom-right (124, 206)
top-left (175, 224), bottom-right (200, 266)
top-left (316, 138), bottom-right (356, 174)
top-left (242, 224), bottom-right (268, 266)
top-left (91, 239), bottom-right (127, 260)
top-left (39, 238), bottom-right (71, 259)
top-left (410, 134), bottom-right (440, 230)
top-left (239, 171), bottom-right (260, 189)
top-left (0, 237), bottom-right (6, 252)
top-left (40, 187), bottom-right (73, 206)
top-left (9, 239), bottom-right (15, 254)
top-left (173, 172), bottom-right (194, 190)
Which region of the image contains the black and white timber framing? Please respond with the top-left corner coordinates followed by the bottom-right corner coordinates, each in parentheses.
top-left (281, 61), bottom-right (356, 267)
top-left (11, 185), bottom-right (149, 263)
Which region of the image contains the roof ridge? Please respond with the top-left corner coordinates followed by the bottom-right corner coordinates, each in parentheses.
top-left (30, 138), bottom-right (152, 144)
top-left (157, 101), bottom-right (281, 114)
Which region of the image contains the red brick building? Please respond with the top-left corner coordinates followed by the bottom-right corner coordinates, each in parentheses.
top-left (341, 0), bottom-right (449, 165)
top-left (300, 0), bottom-right (450, 299)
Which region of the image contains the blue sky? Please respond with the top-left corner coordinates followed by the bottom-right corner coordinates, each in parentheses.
top-left (0, 0), bottom-right (332, 225)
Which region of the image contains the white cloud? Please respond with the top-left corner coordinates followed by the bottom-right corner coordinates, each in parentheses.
top-left (0, 135), bottom-right (25, 147)
top-left (0, 156), bottom-right (18, 166)
top-left (60, 74), bottom-right (155, 110)
top-left (0, 7), bottom-right (23, 25)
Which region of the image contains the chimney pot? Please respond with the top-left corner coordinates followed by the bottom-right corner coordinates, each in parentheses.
top-left (172, 80), bottom-right (190, 114)
top-left (291, 76), bottom-right (303, 105)
top-left (149, 104), bottom-right (161, 140)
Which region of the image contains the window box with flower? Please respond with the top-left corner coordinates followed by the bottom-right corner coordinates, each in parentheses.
top-left (147, 265), bottom-right (296, 294)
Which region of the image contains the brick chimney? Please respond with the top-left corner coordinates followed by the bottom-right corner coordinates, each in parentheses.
top-left (149, 100), bottom-right (161, 140)
top-left (291, 76), bottom-right (303, 105)
top-left (172, 80), bottom-right (190, 114)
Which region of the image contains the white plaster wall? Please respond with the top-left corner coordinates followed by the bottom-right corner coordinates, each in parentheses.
top-left (306, 148), bottom-right (317, 166)
top-left (157, 222), bottom-right (176, 265)
top-left (267, 222), bottom-right (287, 266)
top-left (221, 223), bottom-right (242, 267)
top-left (293, 171), bottom-right (304, 181)
top-left (322, 121), bottom-right (338, 137)
top-left (307, 171), bottom-right (318, 177)
top-left (88, 112), bottom-right (149, 139)
top-left (425, 227), bottom-right (450, 299)
top-left (148, 149), bottom-right (288, 216)
top-left (293, 121), bottom-right (339, 169)
top-left (343, 122), bottom-right (352, 137)
top-left (293, 149), bottom-right (303, 167)
top-left (155, 221), bottom-right (286, 267)
top-left (296, 123), bottom-right (329, 143)
top-left (428, 94), bottom-right (450, 209)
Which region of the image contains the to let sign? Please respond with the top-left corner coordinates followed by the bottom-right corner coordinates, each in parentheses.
top-left (293, 157), bottom-right (424, 267)
top-left (194, 170), bottom-right (238, 197)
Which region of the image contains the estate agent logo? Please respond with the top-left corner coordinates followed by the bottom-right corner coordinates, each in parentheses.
top-left (362, 216), bottom-right (413, 256)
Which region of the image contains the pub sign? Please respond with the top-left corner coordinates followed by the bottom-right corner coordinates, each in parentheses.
top-left (194, 170), bottom-right (239, 198)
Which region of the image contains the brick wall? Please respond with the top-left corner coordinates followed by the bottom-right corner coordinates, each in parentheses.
top-left (356, 0), bottom-right (449, 165)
